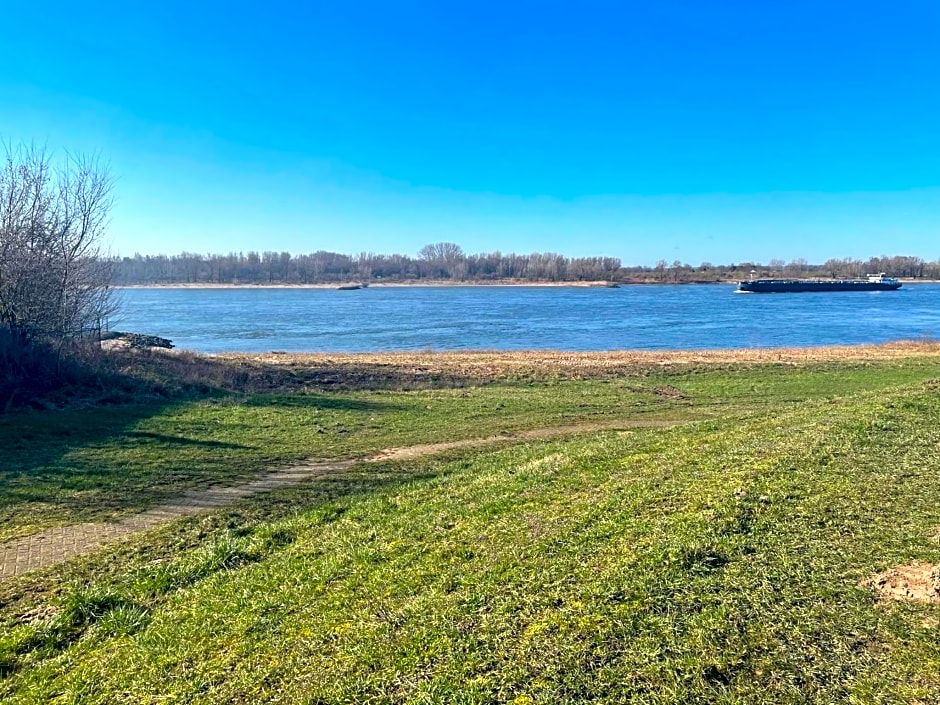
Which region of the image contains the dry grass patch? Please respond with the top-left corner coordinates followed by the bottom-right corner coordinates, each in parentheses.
top-left (223, 341), bottom-right (940, 387)
top-left (867, 562), bottom-right (940, 603)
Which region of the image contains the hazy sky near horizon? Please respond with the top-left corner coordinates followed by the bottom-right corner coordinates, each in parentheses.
top-left (2, 1), bottom-right (939, 266)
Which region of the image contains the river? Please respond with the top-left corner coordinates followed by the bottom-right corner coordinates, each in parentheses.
top-left (112, 284), bottom-right (940, 353)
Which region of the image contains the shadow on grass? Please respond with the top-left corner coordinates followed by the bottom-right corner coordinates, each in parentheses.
top-left (241, 394), bottom-right (391, 411)
top-left (0, 404), bottom-right (175, 476)
top-left (0, 386), bottom-right (402, 537)
top-left (125, 431), bottom-right (250, 449)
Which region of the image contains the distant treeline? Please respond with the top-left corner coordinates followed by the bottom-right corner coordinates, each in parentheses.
top-left (111, 244), bottom-right (938, 285)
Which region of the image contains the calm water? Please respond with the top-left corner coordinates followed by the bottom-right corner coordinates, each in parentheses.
top-left (113, 284), bottom-right (940, 354)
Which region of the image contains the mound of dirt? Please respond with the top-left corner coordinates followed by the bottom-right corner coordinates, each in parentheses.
top-left (867, 562), bottom-right (940, 603)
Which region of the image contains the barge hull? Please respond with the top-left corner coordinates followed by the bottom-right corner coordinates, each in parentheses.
top-left (738, 273), bottom-right (902, 293)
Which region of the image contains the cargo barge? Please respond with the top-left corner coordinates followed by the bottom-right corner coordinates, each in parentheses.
top-left (737, 273), bottom-right (902, 293)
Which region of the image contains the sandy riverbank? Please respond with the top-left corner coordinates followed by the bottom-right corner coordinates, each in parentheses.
top-left (219, 340), bottom-right (940, 373)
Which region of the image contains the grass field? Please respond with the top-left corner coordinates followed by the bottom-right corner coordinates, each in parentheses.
top-left (2, 345), bottom-right (940, 702)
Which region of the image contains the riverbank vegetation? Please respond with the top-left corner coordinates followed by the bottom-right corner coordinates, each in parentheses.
top-left (112, 244), bottom-right (937, 285)
top-left (2, 345), bottom-right (940, 702)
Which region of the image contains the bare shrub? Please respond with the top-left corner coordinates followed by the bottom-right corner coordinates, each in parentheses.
top-left (0, 142), bottom-right (115, 345)
top-left (0, 142), bottom-right (116, 405)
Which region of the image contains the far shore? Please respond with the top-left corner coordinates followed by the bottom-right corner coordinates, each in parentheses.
top-left (115, 277), bottom-right (939, 290)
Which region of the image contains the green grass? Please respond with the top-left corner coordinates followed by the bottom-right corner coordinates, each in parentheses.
top-left (0, 380), bottom-right (682, 541)
top-left (3, 357), bottom-right (937, 541)
top-left (2, 355), bottom-right (940, 702)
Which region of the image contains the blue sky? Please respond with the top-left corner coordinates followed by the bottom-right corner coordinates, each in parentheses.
top-left (2, 1), bottom-right (938, 265)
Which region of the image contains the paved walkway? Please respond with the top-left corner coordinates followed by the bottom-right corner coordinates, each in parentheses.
top-left (0, 419), bottom-right (670, 580)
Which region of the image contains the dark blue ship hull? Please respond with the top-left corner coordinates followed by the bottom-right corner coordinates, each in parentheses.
top-left (738, 279), bottom-right (902, 293)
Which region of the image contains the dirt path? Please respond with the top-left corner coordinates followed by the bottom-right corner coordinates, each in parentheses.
top-left (368, 419), bottom-right (669, 461)
top-left (0, 419), bottom-right (670, 581)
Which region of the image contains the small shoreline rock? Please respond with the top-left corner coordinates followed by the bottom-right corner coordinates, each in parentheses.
top-left (101, 331), bottom-right (174, 350)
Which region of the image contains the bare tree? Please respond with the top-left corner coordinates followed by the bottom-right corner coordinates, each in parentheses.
top-left (0, 142), bottom-right (115, 346)
top-left (418, 242), bottom-right (465, 279)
